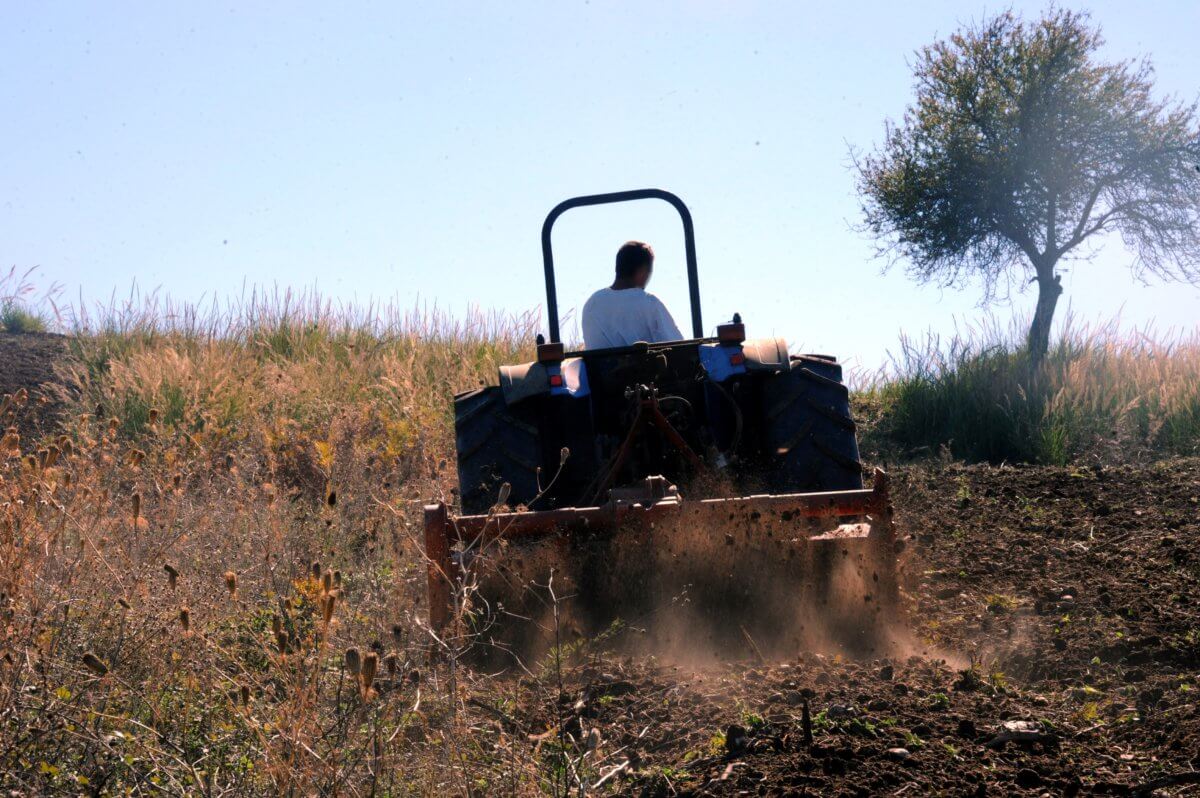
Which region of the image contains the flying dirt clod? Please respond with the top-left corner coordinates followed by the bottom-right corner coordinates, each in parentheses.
top-left (423, 189), bottom-right (902, 664)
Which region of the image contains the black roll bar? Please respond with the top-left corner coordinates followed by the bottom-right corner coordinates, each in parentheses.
top-left (540, 189), bottom-right (702, 343)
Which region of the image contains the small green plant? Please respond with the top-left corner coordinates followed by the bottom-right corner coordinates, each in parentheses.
top-left (985, 594), bottom-right (1017, 614)
top-left (955, 476), bottom-right (971, 504)
top-left (741, 709), bottom-right (766, 730)
top-left (0, 299), bottom-right (48, 333)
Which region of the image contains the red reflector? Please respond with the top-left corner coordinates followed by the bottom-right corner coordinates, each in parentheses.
top-left (729, 353), bottom-right (745, 366)
top-left (549, 374), bottom-right (564, 387)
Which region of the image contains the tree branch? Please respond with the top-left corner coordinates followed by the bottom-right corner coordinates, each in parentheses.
top-left (1059, 200), bottom-right (1140, 253)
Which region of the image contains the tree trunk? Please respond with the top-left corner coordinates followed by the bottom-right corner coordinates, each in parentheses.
top-left (1027, 268), bottom-right (1063, 364)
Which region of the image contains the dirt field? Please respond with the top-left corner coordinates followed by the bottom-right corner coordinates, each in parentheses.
top-left (2, 332), bottom-right (1198, 795)
top-left (499, 461), bottom-right (1200, 796)
top-left (0, 331), bottom-right (66, 441)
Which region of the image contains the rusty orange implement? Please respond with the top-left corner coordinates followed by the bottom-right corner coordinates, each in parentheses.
top-left (423, 469), bottom-right (900, 650)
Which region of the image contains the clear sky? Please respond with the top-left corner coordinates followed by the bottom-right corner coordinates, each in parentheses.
top-left (3, 1), bottom-right (1198, 371)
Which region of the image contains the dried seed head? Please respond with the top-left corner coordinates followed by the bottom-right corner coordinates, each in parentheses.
top-left (131, 492), bottom-right (141, 521)
top-left (384, 653), bottom-right (398, 676)
top-left (311, 561), bottom-right (322, 580)
top-left (117, 597), bottom-right (131, 610)
top-left (45, 445), bottom-right (60, 467)
top-left (276, 630), bottom-right (290, 654)
top-left (164, 564), bottom-right (179, 589)
top-left (333, 570), bottom-right (342, 588)
top-left (322, 592), bottom-right (337, 624)
top-left (560, 446), bottom-right (570, 466)
top-left (179, 607), bottom-right (191, 633)
top-left (497, 482), bottom-right (511, 506)
top-left (391, 624), bottom-right (403, 644)
top-left (224, 453), bottom-right (235, 470)
top-left (224, 571), bottom-right (238, 597)
top-left (240, 684), bottom-right (250, 705)
top-left (322, 570), bottom-right (333, 593)
top-left (326, 488), bottom-right (337, 507)
top-left (149, 408), bottom-right (159, 424)
top-left (361, 653), bottom-right (378, 697)
top-left (172, 473), bottom-right (182, 490)
top-left (82, 652), bottom-right (109, 676)
top-left (0, 427), bottom-right (17, 458)
top-left (271, 614), bottom-right (282, 636)
top-left (344, 647), bottom-right (362, 676)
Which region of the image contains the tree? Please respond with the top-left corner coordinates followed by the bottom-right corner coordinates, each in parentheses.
top-left (856, 9), bottom-right (1200, 360)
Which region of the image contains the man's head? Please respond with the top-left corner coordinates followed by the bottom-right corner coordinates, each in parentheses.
top-left (615, 241), bottom-right (655, 288)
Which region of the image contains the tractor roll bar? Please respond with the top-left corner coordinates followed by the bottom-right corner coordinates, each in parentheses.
top-left (541, 188), bottom-right (702, 343)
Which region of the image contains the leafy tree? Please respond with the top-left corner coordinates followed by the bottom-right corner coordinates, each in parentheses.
top-left (857, 9), bottom-right (1200, 360)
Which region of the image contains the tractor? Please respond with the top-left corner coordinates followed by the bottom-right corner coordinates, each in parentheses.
top-left (424, 189), bottom-right (900, 661)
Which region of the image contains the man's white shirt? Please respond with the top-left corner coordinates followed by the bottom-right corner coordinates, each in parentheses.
top-left (581, 287), bottom-right (683, 349)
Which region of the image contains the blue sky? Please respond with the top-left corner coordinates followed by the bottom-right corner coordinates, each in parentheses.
top-left (2, 1), bottom-right (1198, 370)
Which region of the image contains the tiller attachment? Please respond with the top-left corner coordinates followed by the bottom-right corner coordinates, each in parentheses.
top-left (424, 469), bottom-right (901, 662)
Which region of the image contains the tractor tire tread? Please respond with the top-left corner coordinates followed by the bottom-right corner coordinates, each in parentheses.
top-left (796, 366), bottom-right (850, 395)
top-left (763, 360), bottom-right (863, 492)
top-left (455, 387), bottom-right (542, 514)
top-left (804, 396), bottom-right (857, 431)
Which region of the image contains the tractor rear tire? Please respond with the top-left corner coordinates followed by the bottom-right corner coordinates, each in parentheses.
top-left (762, 355), bottom-right (864, 492)
top-left (454, 387), bottom-right (543, 515)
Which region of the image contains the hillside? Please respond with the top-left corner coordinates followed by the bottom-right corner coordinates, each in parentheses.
top-left (1, 325), bottom-right (1198, 796)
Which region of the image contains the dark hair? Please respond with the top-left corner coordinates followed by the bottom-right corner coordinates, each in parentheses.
top-left (615, 241), bottom-right (654, 279)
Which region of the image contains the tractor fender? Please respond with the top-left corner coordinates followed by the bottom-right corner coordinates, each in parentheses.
top-left (499, 358), bottom-right (589, 405)
top-left (741, 337), bottom-right (790, 372)
top-left (499, 362), bottom-right (549, 404)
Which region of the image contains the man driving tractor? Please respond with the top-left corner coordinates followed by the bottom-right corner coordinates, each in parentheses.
top-left (581, 241), bottom-right (683, 349)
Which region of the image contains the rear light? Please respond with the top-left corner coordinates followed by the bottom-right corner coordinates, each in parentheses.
top-left (729, 353), bottom-right (745, 366)
top-left (537, 342), bottom-right (565, 363)
top-left (549, 374), bottom-right (564, 387)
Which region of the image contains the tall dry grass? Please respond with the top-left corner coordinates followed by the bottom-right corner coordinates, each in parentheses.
top-left (860, 316), bottom-right (1200, 464)
top-left (0, 290), bottom-right (584, 796)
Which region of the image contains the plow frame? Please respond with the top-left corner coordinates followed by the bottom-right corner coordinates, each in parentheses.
top-left (423, 468), bottom-right (898, 631)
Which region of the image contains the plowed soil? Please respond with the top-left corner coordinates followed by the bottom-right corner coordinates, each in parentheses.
top-left (0, 331), bottom-right (67, 441)
top-left (503, 462), bottom-right (1200, 796)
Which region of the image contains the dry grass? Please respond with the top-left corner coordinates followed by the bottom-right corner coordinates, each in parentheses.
top-left (0, 291), bottom-right (589, 795)
top-left (859, 315), bottom-right (1200, 464)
